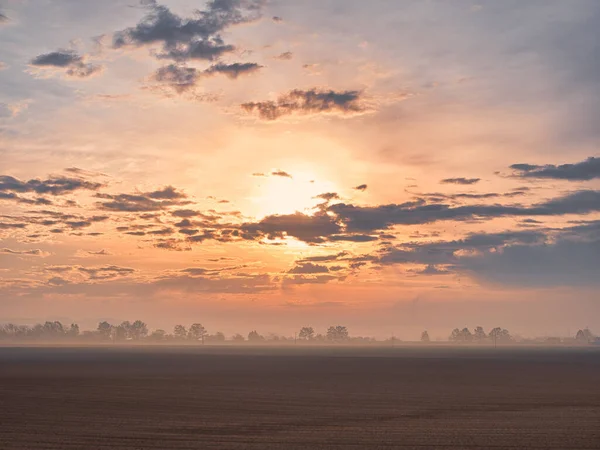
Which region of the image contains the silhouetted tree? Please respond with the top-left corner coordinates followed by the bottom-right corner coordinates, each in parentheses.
top-left (247, 330), bottom-right (264, 342)
top-left (188, 323), bottom-right (207, 343)
top-left (173, 324), bottom-right (187, 340)
top-left (421, 330), bottom-right (430, 342)
top-left (150, 329), bottom-right (167, 341)
top-left (449, 328), bottom-right (460, 341)
top-left (97, 321), bottom-right (112, 340)
top-left (232, 333), bottom-right (245, 342)
top-left (473, 326), bottom-right (487, 342)
top-left (489, 327), bottom-right (512, 344)
top-left (298, 327), bottom-right (315, 341)
top-left (68, 323), bottom-right (80, 337)
top-left (460, 327), bottom-right (473, 342)
top-left (113, 323), bottom-right (129, 341)
top-left (576, 328), bottom-right (594, 343)
top-left (326, 325), bottom-right (349, 341)
top-left (130, 320), bottom-right (148, 340)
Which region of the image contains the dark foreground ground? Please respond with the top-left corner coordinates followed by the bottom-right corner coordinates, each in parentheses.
top-left (1, 346), bottom-right (599, 449)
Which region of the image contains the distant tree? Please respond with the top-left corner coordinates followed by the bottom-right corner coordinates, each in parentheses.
top-left (449, 328), bottom-right (461, 342)
top-left (247, 330), bottom-right (264, 342)
top-left (489, 327), bottom-right (512, 344)
top-left (232, 333), bottom-right (245, 342)
top-left (326, 325), bottom-right (349, 342)
top-left (173, 325), bottom-right (187, 340)
top-left (421, 330), bottom-right (430, 343)
top-left (298, 327), bottom-right (315, 341)
top-left (460, 328), bottom-right (473, 342)
top-left (188, 323), bottom-right (207, 343)
top-left (113, 323), bottom-right (129, 341)
top-left (68, 323), bottom-right (80, 337)
top-left (473, 326), bottom-right (487, 342)
top-left (130, 320), bottom-right (148, 340)
top-left (97, 321), bottom-right (113, 340)
top-left (213, 332), bottom-right (225, 342)
top-left (150, 329), bottom-right (167, 341)
top-left (576, 328), bottom-right (594, 343)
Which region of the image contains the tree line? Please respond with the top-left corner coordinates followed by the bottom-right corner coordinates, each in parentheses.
top-left (0, 320), bottom-right (596, 344)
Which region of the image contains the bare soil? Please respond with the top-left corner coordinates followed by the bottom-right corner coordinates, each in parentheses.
top-left (1, 346), bottom-right (599, 449)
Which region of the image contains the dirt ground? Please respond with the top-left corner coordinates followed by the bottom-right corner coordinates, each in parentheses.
top-left (0, 346), bottom-right (599, 449)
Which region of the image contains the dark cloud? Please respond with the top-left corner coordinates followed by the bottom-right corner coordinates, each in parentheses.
top-left (274, 51), bottom-right (293, 60)
top-left (0, 12), bottom-right (8, 23)
top-left (113, 0), bottom-right (263, 62)
top-left (461, 238), bottom-right (600, 288)
top-left (329, 190), bottom-right (600, 232)
top-left (315, 192), bottom-right (340, 202)
top-left (0, 175), bottom-right (103, 195)
top-left (153, 64), bottom-right (200, 93)
top-left (272, 16), bottom-right (283, 23)
top-left (288, 263), bottom-right (329, 274)
top-left (96, 187), bottom-right (188, 212)
top-left (30, 50), bottom-right (102, 78)
top-left (241, 212), bottom-right (341, 244)
top-left (510, 157), bottom-right (600, 181)
top-left (204, 62), bottom-right (263, 79)
top-left (0, 192), bottom-right (53, 206)
top-left (353, 184), bottom-right (368, 191)
top-left (241, 89), bottom-right (365, 120)
top-left (0, 248), bottom-right (46, 256)
top-left (78, 265), bottom-right (135, 280)
top-left (440, 177), bottom-right (481, 185)
top-left (328, 234), bottom-right (379, 242)
top-left (298, 252), bottom-right (348, 263)
top-left (271, 170), bottom-right (292, 178)
top-left (146, 186), bottom-right (186, 200)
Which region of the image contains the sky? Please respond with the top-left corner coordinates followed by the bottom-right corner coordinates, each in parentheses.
top-left (0, 0), bottom-right (599, 339)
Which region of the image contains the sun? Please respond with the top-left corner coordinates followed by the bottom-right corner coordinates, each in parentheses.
top-left (250, 170), bottom-right (338, 218)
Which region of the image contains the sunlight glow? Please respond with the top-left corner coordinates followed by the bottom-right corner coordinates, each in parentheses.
top-left (250, 170), bottom-right (339, 218)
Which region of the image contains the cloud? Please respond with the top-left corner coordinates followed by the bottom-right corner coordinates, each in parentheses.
top-left (204, 62), bottom-right (263, 79)
top-left (78, 265), bottom-right (135, 280)
top-left (30, 50), bottom-right (102, 78)
top-left (329, 190), bottom-right (600, 231)
top-left (315, 192), bottom-right (339, 201)
top-left (240, 212), bottom-right (341, 244)
top-left (271, 170), bottom-right (292, 178)
top-left (272, 16), bottom-right (283, 23)
top-left (460, 237), bottom-right (600, 288)
top-left (288, 262), bottom-right (329, 274)
top-left (328, 234), bottom-right (379, 242)
top-left (0, 248), bottom-right (49, 257)
top-left (414, 265), bottom-right (450, 275)
top-left (0, 175), bottom-right (103, 195)
top-left (113, 0), bottom-right (263, 62)
top-left (146, 186), bottom-right (186, 200)
top-left (298, 252), bottom-right (349, 263)
top-left (353, 184), bottom-right (368, 191)
top-left (0, 12), bottom-right (8, 24)
top-left (241, 89), bottom-right (366, 120)
top-left (274, 51), bottom-right (293, 60)
top-left (152, 64), bottom-right (200, 93)
top-left (96, 187), bottom-right (188, 212)
top-left (440, 178), bottom-right (481, 185)
top-left (510, 157), bottom-right (600, 181)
